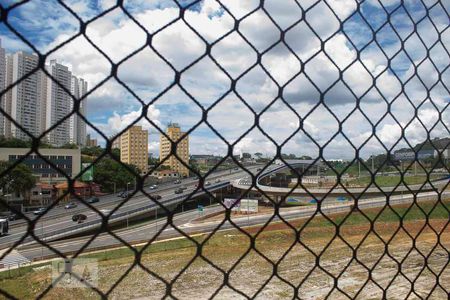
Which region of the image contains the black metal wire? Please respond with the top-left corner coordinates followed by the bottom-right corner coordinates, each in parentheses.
top-left (0, 0), bottom-right (449, 299)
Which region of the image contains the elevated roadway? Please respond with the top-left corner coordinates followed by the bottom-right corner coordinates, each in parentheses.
top-left (232, 161), bottom-right (449, 199)
top-left (0, 166), bottom-right (261, 249)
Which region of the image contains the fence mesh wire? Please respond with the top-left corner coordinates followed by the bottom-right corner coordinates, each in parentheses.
top-left (0, 0), bottom-right (449, 299)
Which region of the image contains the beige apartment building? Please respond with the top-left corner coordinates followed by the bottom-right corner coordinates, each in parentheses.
top-left (159, 123), bottom-right (190, 177)
top-left (120, 126), bottom-right (148, 174)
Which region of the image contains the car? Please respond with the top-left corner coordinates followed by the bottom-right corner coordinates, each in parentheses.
top-left (87, 197), bottom-right (99, 204)
top-left (151, 194), bottom-right (162, 200)
top-left (215, 178), bottom-right (221, 183)
top-left (33, 208), bottom-right (46, 215)
top-left (205, 181), bottom-right (211, 186)
top-left (119, 191), bottom-right (130, 198)
top-left (174, 179), bottom-right (181, 184)
top-left (72, 214), bottom-right (87, 223)
top-left (257, 168), bottom-right (262, 171)
top-left (65, 202), bottom-right (77, 209)
top-left (149, 185), bottom-right (158, 190)
top-left (234, 167), bottom-right (239, 170)
top-left (7, 214), bottom-right (17, 221)
top-left (174, 188), bottom-right (184, 194)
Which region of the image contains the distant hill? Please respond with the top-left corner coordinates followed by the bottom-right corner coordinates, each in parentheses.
top-left (396, 137), bottom-right (449, 153)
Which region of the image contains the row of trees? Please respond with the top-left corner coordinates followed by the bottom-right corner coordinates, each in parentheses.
top-left (0, 136), bottom-right (78, 149)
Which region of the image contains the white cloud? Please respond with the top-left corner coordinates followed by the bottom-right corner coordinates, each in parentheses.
top-left (5, 0), bottom-right (447, 159)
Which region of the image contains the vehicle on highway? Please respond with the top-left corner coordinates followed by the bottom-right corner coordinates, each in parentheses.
top-left (0, 218), bottom-right (8, 236)
top-left (87, 197), bottom-right (99, 204)
top-left (65, 202), bottom-right (77, 209)
top-left (174, 188), bottom-right (184, 194)
top-left (7, 213), bottom-right (18, 221)
top-left (174, 179), bottom-right (181, 184)
top-left (205, 181), bottom-right (211, 186)
top-left (72, 214), bottom-right (87, 223)
top-left (118, 191), bottom-right (130, 198)
top-left (100, 209), bottom-right (111, 215)
top-left (149, 185), bottom-right (158, 190)
top-left (33, 207), bottom-right (46, 215)
top-left (215, 179), bottom-right (221, 183)
top-left (234, 167), bottom-right (239, 170)
top-left (0, 212), bottom-right (20, 221)
top-left (257, 168), bottom-right (262, 171)
top-left (151, 194), bottom-right (162, 200)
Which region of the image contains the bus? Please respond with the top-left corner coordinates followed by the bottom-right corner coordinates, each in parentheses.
top-left (0, 218), bottom-right (8, 236)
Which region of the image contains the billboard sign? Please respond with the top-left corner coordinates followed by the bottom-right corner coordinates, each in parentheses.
top-left (223, 198), bottom-right (258, 212)
top-left (81, 163), bottom-right (94, 182)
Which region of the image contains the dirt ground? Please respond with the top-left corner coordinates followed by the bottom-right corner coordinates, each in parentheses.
top-left (1, 214), bottom-right (449, 300)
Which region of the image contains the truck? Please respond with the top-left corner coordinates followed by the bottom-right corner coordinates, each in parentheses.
top-left (0, 218), bottom-right (9, 236)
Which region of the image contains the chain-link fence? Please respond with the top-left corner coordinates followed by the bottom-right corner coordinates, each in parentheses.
top-left (0, 0), bottom-right (449, 298)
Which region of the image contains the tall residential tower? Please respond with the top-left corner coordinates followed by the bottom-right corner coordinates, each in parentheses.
top-left (120, 125), bottom-right (149, 174)
top-left (159, 123), bottom-right (190, 177)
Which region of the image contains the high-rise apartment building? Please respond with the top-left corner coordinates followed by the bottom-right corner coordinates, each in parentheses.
top-left (70, 75), bottom-right (88, 146)
top-left (0, 40), bottom-right (5, 136)
top-left (159, 123), bottom-right (189, 177)
top-left (0, 40), bottom-right (88, 146)
top-left (111, 135), bottom-right (121, 149)
top-left (9, 51), bottom-right (44, 140)
top-left (45, 60), bottom-right (72, 146)
top-left (120, 126), bottom-right (148, 174)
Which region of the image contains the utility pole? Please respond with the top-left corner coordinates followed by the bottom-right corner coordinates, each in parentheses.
top-left (358, 160), bottom-right (361, 178)
top-left (371, 155), bottom-right (375, 174)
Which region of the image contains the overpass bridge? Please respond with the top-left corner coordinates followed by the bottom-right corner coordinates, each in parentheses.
top-left (0, 166), bottom-right (260, 249)
top-left (232, 161), bottom-right (449, 201)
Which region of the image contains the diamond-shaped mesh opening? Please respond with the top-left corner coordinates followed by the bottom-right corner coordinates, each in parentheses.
top-left (0, 0), bottom-right (449, 298)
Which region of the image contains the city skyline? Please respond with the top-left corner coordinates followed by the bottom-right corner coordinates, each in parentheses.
top-left (0, 40), bottom-right (88, 147)
top-left (0, 1), bottom-right (448, 159)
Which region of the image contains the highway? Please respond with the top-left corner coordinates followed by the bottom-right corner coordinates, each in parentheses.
top-left (0, 165), bottom-right (263, 249)
top-left (8, 190), bottom-right (449, 265)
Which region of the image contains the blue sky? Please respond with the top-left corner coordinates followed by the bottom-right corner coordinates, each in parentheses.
top-left (0, 0), bottom-right (448, 159)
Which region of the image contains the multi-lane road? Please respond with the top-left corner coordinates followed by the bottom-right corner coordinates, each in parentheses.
top-left (11, 190), bottom-right (449, 264)
top-left (0, 165), bottom-right (263, 249)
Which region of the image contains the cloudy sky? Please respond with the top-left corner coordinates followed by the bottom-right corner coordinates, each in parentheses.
top-left (0, 0), bottom-right (449, 159)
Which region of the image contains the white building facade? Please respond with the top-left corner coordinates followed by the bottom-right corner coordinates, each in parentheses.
top-left (69, 76), bottom-right (88, 146)
top-left (0, 39), bottom-right (88, 146)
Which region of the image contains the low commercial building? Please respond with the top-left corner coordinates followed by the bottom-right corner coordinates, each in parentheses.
top-left (151, 169), bottom-right (180, 179)
top-left (0, 148), bottom-right (81, 182)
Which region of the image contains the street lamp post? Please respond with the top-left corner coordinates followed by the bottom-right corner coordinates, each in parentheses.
top-left (371, 155), bottom-right (375, 174)
top-left (126, 182), bottom-right (131, 194)
top-left (41, 220), bottom-right (44, 260)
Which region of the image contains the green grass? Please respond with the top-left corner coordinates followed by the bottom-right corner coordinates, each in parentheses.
top-left (305, 199), bottom-right (450, 230)
top-left (1, 198), bottom-right (448, 294)
top-left (347, 174), bottom-right (442, 187)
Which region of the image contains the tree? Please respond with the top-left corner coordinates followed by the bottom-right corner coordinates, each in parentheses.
top-left (254, 152), bottom-right (263, 160)
top-left (93, 157), bottom-right (140, 193)
top-left (60, 143), bottom-right (78, 149)
top-left (0, 161), bottom-right (36, 203)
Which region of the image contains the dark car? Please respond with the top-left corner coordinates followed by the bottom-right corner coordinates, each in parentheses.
top-left (118, 191), bottom-right (130, 198)
top-left (72, 214), bottom-right (87, 223)
top-left (7, 214), bottom-right (18, 221)
top-left (65, 202), bottom-right (77, 209)
top-left (151, 194), bottom-right (162, 200)
top-left (87, 197), bottom-right (99, 204)
top-left (174, 188), bottom-right (184, 194)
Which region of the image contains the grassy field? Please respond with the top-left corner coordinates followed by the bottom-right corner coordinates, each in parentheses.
top-left (346, 174), bottom-right (442, 187)
top-left (1, 199), bottom-right (449, 299)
